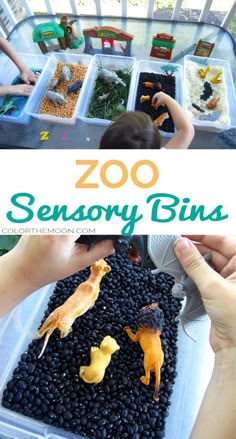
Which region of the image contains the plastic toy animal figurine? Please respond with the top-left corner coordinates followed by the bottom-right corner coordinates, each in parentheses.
top-left (79, 335), bottom-right (120, 384)
top-left (211, 70), bottom-right (222, 84)
top-left (37, 259), bottom-right (111, 358)
top-left (98, 69), bottom-right (126, 87)
top-left (156, 82), bottom-right (163, 91)
top-left (75, 235), bottom-right (145, 266)
top-left (172, 253), bottom-right (211, 327)
top-left (97, 92), bottom-right (110, 102)
top-left (142, 81), bottom-right (163, 91)
top-left (147, 235), bottom-right (213, 341)
top-left (198, 110), bottom-right (221, 121)
top-left (192, 102), bottom-right (205, 113)
top-left (62, 65), bottom-right (72, 81)
top-left (67, 80), bottom-right (83, 94)
top-left (124, 303), bottom-right (165, 401)
top-left (199, 65), bottom-right (211, 78)
top-left (200, 81), bottom-right (213, 100)
top-left (142, 81), bottom-right (153, 88)
top-left (0, 99), bottom-right (17, 115)
top-left (207, 97), bottom-right (220, 109)
top-left (49, 77), bottom-right (61, 91)
top-left (140, 95), bottom-right (151, 103)
top-left (154, 112), bottom-right (169, 127)
top-left (45, 90), bottom-right (66, 106)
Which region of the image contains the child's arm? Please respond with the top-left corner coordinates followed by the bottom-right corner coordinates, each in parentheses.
top-left (152, 92), bottom-right (194, 149)
top-left (0, 36), bottom-right (38, 85)
top-left (0, 84), bottom-right (34, 96)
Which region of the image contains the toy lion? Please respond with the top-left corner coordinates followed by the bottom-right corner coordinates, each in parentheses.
top-left (124, 303), bottom-right (165, 400)
top-left (79, 335), bottom-right (120, 384)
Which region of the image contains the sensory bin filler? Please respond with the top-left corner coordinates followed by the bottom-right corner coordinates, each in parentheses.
top-left (129, 60), bottom-right (183, 137)
top-left (183, 55), bottom-right (236, 132)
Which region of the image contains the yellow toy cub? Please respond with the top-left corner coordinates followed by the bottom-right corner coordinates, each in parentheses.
top-left (79, 335), bottom-right (120, 384)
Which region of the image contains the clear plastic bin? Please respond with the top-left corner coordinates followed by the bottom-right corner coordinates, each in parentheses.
top-left (0, 283), bottom-right (81, 439)
top-left (77, 53), bottom-right (137, 126)
top-left (183, 55), bottom-right (236, 132)
top-left (25, 53), bottom-right (92, 125)
top-left (128, 59), bottom-right (183, 138)
top-left (0, 282), bottom-right (214, 439)
top-left (0, 53), bottom-right (49, 125)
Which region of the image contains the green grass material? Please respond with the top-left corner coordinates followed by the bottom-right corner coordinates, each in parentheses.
top-left (87, 69), bottom-right (132, 120)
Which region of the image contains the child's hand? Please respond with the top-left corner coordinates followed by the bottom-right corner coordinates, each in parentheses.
top-left (152, 91), bottom-right (170, 109)
top-left (12, 235), bottom-right (115, 290)
top-left (8, 84), bottom-right (34, 96)
top-left (20, 68), bottom-right (38, 85)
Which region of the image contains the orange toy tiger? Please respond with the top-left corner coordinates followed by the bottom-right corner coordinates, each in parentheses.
top-left (124, 303), bottom-right (164, 400)
top-left (37, 259), bottom-right (111, 358)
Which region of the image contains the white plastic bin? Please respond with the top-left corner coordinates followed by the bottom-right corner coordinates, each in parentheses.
top-left (129, 59), bottom-right (183, 138)
top-left (77, 54), bottom-right (137, 126)
top-left (25, 53), bottom-right (92, 125)
top-left (0, 53), bottom-right (49, 125)
top-left (183, 55), bottom-right (236, 132)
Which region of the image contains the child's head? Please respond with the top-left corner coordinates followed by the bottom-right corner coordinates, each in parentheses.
top-left (99, 111), bottom-right (161, 149)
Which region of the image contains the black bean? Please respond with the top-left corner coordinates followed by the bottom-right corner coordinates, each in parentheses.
top-left (14, 391), bottom-right (23, 402)
top-left (17, 380), bottom-right (27, 390)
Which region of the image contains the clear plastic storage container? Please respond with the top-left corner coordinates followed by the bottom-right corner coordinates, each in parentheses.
top-left (26, 53), bottom-right (92, 125)
top-left (128, 59), bottom-right (183, 138)
top-left (0, 283), bottom-right (214, 439)
top-left (183, 55), bottom-right (236, 132)
top-left (77, 54), bottom-right (137, 126)
top-left (0, 284), bottom-right (78, 439)
top-left (0, 53), bottom-right (49, 125)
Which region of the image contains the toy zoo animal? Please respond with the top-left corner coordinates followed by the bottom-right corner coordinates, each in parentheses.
top-left (124, 303), bottom-right (165, 400)
top-left (80, 335), bottom-right (120, 384)
top-left (37, 258), bottom-right (111, 358)
top-left (75, 235), bottom-right (145, 266)
top-left (147, 235), bottom-right (212, 341)
top-left (154, 112), bottom-right (169, 127)
top-left (98, 69), bottom-right (126, 87)
top-left (62, 65), bottom-right (72, 81)
top-left (45, 90), bottom-right (66, 106)
top-left (49, 77), bottom-right (61, 91)
top-left (67, 80), bottom-right (83, 94)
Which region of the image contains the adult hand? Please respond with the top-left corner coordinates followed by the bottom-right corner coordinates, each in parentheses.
top-left (174, 235), bottom-right (236, 355)
top-left (0, 236), bottom-right (115, 317)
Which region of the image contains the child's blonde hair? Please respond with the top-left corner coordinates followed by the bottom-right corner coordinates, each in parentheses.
top-left (100, 111), bottom-right (161, 149)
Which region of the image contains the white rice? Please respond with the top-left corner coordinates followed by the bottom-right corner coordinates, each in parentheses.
top-left (184, 60), bottom-right (230, 126)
